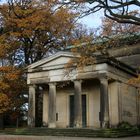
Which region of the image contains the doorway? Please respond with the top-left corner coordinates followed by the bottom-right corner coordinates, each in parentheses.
top-left (69, 95), bottom-right (87, 127)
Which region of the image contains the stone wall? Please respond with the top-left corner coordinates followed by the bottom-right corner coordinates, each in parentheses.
top-left (119, 83), bottom-right (138, 125)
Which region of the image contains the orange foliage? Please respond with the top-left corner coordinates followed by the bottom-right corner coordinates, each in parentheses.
top-left (128, 75), bottom-right (140, 88)
top-left (0, 0), bottom-right (78, 64)
top-left (0, 93), bottom-right (10, 114)
top-left (101, 13), bottom-right (140, 36)
top-left (0, 66), bottom-right (26, 114)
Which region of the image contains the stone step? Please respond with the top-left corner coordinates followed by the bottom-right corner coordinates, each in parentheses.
top-left (1, 127), bottom-right (139, 138)
top-left (3, 128), bottom-right (138, 138)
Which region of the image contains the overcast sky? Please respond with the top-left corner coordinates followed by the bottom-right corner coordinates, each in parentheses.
top-left (78, 11), bottom-right (103, 29)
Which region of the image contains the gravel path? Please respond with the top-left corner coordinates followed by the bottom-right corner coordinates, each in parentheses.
top-left (0, 135), bottom-right (140, 140)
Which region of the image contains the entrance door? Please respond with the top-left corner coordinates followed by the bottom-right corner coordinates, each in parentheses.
top-left (82, 95), bottom-right (87, 127)
top-left (69, 95), bottom-right (87, 127)
top-left (69, 95), bottom-right (74, 127)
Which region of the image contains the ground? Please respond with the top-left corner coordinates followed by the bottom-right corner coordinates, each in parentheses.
top-left (0, 135), bottom-right (140, 140)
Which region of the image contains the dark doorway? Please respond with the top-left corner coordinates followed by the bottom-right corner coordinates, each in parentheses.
top-left (69, 95), bottom-right (87, 127)
top-left (35, 89), bottom-right (43, 127)
top-left (82, 95), bottom-right (87, 127)
top-left (69, 95), bottom-right (74, 127)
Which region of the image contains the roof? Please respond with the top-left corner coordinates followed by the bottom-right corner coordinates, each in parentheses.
top-left (27, 51), bottom-right (80, 69)
top-left (27, 51), bottom-right (138, 77)
top-left (63, 33), bottom-right (140, 50)
top-left (95, 55), bottom-right (138, 77)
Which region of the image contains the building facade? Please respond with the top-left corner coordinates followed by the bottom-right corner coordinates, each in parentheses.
top-left (27, 52), bottom-right (140, 128)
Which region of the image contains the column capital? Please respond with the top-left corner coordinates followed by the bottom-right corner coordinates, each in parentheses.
top-left (48, 82), bottom-right (57, 86)
top-left (29, 84), bottom-right (37, 89)
top-left (99, 76), bottom-right (107, 80)
top-left (73, 79), bottom-right (82, 84)
top-left (99, 77), bottom-right (108, 84)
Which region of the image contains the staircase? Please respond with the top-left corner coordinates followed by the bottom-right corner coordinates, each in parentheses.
top-left (2, 127), bottom-right (139, 138)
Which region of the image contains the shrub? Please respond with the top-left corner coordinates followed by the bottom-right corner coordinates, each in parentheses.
top-left (117, 121), bottom-right (132, 129)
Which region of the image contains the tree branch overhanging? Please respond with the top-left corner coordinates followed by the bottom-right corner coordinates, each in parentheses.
top-left (62, 0), bottom-right (140, 25)
top-left (86, 0), bottom-right (140, 25)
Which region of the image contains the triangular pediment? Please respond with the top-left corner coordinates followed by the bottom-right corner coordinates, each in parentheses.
top-left (27, 52), bottom-right (79, 71)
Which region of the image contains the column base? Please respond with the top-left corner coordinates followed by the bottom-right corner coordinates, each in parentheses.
top-left (101, 121), bottom-right (110, 128)
top-left (42, 122), bottom-right (48, 127)
top-left (48, 123), bottom-right (56, 128)
top-left (28, 117), bottom-right (35, 128)
top-left (74, 122), bottom-right (82, 128)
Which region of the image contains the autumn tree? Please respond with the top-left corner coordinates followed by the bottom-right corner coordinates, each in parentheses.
top-left (101, 16), bottom-right (140, 36)
top-left (0, 0), bottom-right (79, 65)
top-left (0, 65), bottom-right (26, 128)
top-left (0, 93), bottom-right (10, 129)
top-left (65, 23), bottom-right (95, 46)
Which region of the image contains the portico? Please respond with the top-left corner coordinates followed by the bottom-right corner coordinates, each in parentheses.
top-left (27, 52), bottom-right (140, 128)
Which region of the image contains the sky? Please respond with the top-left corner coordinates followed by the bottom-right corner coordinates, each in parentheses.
top-left (78, 11), bottom-right (103, 29)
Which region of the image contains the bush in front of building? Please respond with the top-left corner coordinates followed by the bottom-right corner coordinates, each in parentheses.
top-left (117, 121), bottom-right (133, 129)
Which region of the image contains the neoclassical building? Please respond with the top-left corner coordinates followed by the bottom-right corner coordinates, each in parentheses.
top-left (27, 51), bottom-right (140, 128)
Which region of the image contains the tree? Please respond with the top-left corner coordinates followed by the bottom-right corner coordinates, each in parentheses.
top-left (0, 93), bottom-right (10, 114)
top-left (67, 23), bottom-right (95, 45)
top-left (0, 65), bottom-right (26, 128)
top-left (63, 0), bottom-right (140, 25)
top-left (101, 16), bottom-right (140, 36)
top-left (0, 93), bottom-right (10, 129)
top-left (0, 0), bottom-right (79, 65)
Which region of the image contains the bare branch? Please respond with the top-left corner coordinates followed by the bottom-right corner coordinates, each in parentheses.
top-left (83, 0), bottom-right (140, 25)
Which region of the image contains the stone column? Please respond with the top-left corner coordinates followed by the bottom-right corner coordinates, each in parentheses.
top-left (48, 83), bottom-right (56, 128)
top-left (42, 89), bottom-right (48, 127)
top-left (99, 78), bottom-right (109, 128)
top-left (28, 85), bottom-right (36, 127)
top-left (74, 80), bottom-right (82, 128)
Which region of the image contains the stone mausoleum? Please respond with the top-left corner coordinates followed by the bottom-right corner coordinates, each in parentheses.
top-left (27, 51), bottom-right (140, 128)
